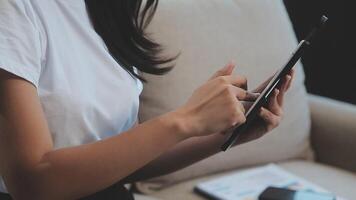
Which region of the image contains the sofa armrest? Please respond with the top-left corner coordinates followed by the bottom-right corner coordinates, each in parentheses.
top-left (309, 94), bottom-right (356, 172)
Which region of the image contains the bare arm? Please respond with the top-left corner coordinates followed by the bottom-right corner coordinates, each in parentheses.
top-left (122, 131), bottom-right (225, 183)
top-left (0, 70), bottom-right (187, 200)
top-left (0, 62), bottom-right (249, 200)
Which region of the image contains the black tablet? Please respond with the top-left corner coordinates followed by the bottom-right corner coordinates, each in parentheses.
top-left (221, 15), bottom-right (328, 151)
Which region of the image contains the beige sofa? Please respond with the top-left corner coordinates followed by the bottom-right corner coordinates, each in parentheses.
top-left (135, 1), bottom-right (356, 199)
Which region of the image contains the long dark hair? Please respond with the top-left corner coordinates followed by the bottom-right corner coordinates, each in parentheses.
top-left (85, 0), bottom-right (176, 81)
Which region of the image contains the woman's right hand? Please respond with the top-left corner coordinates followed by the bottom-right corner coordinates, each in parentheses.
top-left (175, 62), bottom-right (259, 138)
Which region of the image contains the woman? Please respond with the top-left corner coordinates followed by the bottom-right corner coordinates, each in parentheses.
top-left (0, 0), bottom-right (294, 199)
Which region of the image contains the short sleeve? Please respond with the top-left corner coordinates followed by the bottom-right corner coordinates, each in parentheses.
top-left (0, 0), bottom-right (44, 88)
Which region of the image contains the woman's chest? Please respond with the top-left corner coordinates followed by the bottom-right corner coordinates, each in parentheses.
top-left (37, 71), bottom-right (142, 147)
top-left (36, 30), bottom-right (143, 132)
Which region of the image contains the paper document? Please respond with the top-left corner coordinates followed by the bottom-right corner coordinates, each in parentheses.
top-left (195, 164), bottom-right (345, 200)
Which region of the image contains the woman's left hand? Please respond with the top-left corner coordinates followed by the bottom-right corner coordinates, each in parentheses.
top-left (233, 69), bottom-right (295, 145)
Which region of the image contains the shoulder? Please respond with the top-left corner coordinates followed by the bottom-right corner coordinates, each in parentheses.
top-left (0, 0), bottom-right (48, 89)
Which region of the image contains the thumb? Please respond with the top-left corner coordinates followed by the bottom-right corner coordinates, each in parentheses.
top-left (209, 61), bottom-right (236, 80)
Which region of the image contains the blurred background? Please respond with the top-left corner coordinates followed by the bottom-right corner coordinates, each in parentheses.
top-left (283, 0), bottom-right (355, 104)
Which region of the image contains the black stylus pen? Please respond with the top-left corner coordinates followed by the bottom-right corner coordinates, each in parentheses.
top-left (221, 15), bottom-right (328, 151)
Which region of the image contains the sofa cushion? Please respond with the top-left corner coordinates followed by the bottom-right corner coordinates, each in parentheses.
top-left (145, 161), bottom-right (355, 200)
top-left (138, 0), bottom-right (312, 190)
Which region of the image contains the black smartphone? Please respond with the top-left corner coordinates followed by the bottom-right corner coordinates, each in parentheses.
top-left (259, 187), bottom-right (336, 200)
top-left (221, 15), bottom-right (328, 151)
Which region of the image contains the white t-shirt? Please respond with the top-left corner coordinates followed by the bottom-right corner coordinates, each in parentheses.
top-left (0, 0), bottom-right (143, 193)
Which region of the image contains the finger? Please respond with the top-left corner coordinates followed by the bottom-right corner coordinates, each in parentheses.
top-left (229, 86), bottom-right (260, 101)
top-left (259, 107), bottom-right (281, 130)
top-left (285, 75), bottom-right (292, 91)
top-left (242, 101), bottom-right (254, 112)
top-left (245, 92), bottom-right (260, 102)
top-left (209, 61), bottom-right (235, 80)
top-left (219, 75), bottom-right (248, 89)
top-left (288, 68), bottom-right (296, 77)
top-left (236, 101), bottom-right (246, 115)
top-left (277, 75), bottom-right (291, 106)
top-left (228, 101), bottom-right (246, 126)
top-left (286, 69), bottom-right (295, 90)
top-left (269, 89), bottom-right (283, 115)
top-left (277, 74), bottom-right (289, 91)
top-left (283, 69), bottom-right (294, 90)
